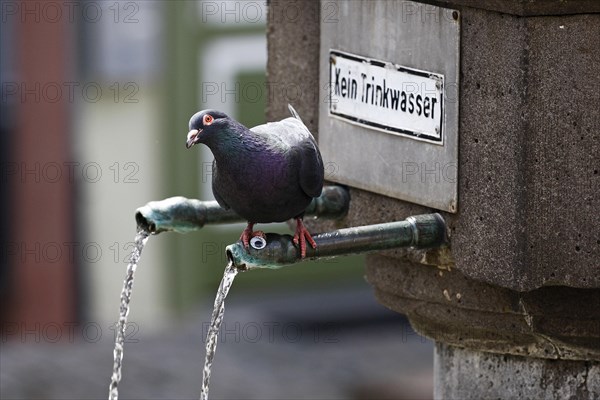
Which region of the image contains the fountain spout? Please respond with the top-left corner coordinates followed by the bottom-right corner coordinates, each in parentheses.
top-left (226, 213), bottom-right (447, 270)
top-left (135, 185), bottom-right (350, 234)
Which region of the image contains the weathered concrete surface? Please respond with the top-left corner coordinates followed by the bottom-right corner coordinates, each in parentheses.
top-left (266, 0), bottom-right (321, 137)
top-left (434, 343), bottom-right (600, 399)
top-left (452, 8), bottom-right (600, 291)
top-left (366, 255), bottom-right (600, 361)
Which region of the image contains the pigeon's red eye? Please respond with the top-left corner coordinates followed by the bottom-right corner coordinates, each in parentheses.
top-left (203, 114), bottom-right (214, 125)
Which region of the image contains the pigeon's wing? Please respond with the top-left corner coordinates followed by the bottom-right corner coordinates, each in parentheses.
top-left (211, 159), bottom-right (230, 210)
top-left (297, 136), bottom-right (324, 198)
top-left (278, 118), bottom-right (324, 198)
top-left (286, 106), bottom-right (324, 197)
top-left (251, 108), bottom-right (324, 198)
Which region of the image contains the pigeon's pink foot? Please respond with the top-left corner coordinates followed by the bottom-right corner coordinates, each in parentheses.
top-left (293, 217), bottom-right (317, 258)
top-left (240, 223), bottom-right (265, 249)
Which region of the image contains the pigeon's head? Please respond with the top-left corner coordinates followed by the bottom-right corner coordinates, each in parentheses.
top-left (185, 110), bottom-right (231, 149)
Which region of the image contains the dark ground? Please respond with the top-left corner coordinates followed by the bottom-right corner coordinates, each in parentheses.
top-left (1, 286), bottom-right (433, 400)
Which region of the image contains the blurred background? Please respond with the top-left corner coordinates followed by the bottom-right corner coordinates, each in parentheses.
top-left (0, 1), bottom-right (433, 399)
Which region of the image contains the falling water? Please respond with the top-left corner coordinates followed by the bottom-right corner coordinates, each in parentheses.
top-left (200, 260), bottom-right (239, 400)
top-left (108, 229), bottom-right (150, 400)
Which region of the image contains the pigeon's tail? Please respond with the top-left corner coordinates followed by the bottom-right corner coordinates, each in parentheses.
top-left (288, 104), bottom-right (304, 124)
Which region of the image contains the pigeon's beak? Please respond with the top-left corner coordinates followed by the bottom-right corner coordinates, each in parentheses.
top-left (186, 129), bottom-right (201, 149)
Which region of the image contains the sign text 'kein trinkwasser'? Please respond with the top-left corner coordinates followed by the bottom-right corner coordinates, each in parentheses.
top-left (329, 50), bottom-right (444, 144)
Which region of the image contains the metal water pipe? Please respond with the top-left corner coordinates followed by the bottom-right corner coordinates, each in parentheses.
top-left (227, 213), bottom-right (447, 270)
top-left (135, 185), bottom-right (447, 270)
top-left (135, 185), bottom-right (350, 234)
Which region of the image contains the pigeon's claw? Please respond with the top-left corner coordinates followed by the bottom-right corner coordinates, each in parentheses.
top-left (293, 218), bottom-right (316, 259)
top-left (240, 223), bottom-right (265, 250)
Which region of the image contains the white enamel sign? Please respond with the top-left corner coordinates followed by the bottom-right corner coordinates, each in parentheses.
top-left (329, 50), bottom-right (444, 144)
top-left (319, 1), bottom-right (460, 212)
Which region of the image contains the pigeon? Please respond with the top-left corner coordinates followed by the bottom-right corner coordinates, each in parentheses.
top-left (185, 105), bottom-right (324, 258)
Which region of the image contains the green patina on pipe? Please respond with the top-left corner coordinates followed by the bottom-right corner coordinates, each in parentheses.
top-left (135, 185), bottom-right (350, 234)
top-left (226, 213), bottom-right (447, 270)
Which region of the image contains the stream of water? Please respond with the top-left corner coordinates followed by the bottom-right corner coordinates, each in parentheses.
top-left (108, 229), bottom-right (150, 400)
top-left (106, 228), bottom-right (236, 400)
top-left (200, 260), bottom-right (239, 400)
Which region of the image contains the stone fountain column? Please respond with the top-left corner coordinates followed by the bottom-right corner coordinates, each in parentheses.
top-left (267, 1), bottom-right (600, 398)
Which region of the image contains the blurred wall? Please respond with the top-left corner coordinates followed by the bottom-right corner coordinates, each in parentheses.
top-left (2, 0), bottom-right (77, 333)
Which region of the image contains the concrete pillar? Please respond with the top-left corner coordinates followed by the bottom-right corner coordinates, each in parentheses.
top-left (267, 1), bottom-right (600, 398)
top-left (434, 343), bottom-right (600, 399)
